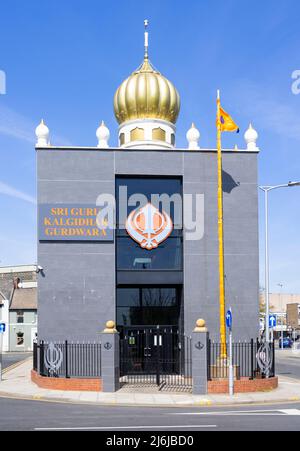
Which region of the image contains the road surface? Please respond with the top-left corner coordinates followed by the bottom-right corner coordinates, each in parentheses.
top-left (275, 349), bottom-right (300, 379)
top-left (2, 353), bottom-right (31, 371)
top-left (0, 398), bottom-right (299, 431)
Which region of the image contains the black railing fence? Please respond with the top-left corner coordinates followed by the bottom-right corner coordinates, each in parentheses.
top-left (33, 336), bottom-right (275, 387)
top-left (33, 341), bottom-right (38, 372)
top-left (120, 328), bottom-right (192, 391)
top-left (207, 338), bottom-right (275, 380)
top-left (34, 341), bottom-right (102, 378)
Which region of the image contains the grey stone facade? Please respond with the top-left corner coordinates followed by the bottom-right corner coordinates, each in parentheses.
top-left (37, 147), bottom-right (259, 342)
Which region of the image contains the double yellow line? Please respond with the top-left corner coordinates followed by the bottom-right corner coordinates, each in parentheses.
top-left (2, 356), bottom-right (32, 374)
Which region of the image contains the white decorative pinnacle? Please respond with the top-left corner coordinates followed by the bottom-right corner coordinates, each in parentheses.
top-left (35, 119), bottom-right (50, 147)
top-left (244, 123), bottom-right (258, 151)
top-left (144, 19), bottom-right (149, 59)
top-left (96, 121), bottom-right (110, 148)
top-left (186, 123), bottom-right (200, 150)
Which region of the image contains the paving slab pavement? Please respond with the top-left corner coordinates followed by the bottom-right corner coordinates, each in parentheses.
top-left (0, 359), bottom-right (299, 408)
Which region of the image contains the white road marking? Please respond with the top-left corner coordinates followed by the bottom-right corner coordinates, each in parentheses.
top-left (35, 425), bottom-right (217, 431)
top-left (171, 409), bottom-right (300, 416)
top-left (279, 409), bottom-right (300, 415)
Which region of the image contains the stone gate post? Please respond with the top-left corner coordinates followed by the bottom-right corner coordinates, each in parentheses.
top-left (192, 319), bottom-right (209, 395)
top-left (100, 321), bottom-right (120, 393)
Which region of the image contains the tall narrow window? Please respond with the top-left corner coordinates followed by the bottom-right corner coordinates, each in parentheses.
top-left (119, 133), bottom-right (125, 145)
top-left (131, 128), bottom-right (144, 141)
top-left (17, 311), bottom-right (24, 324)
top-left (152, 127), bottom-right (166, 141)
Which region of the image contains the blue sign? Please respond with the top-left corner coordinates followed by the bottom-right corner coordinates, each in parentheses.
top-left (226, 310), bottom-right (233, 329)
top-left (269, 315), bottom-right (277, 328)
top-left (0, 323), bottom-right (6, 333)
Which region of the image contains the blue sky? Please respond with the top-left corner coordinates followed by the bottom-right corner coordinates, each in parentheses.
top-left (0, 0), bottom-right (299, 293)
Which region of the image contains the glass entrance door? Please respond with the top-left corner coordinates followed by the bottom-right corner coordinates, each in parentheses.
top-left (117, 287), bottom-right (182, 333)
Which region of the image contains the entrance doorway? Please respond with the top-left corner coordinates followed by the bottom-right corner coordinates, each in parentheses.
top-left (117, 286), bottom-right (187, 389)
top-left (119, 325), bottom-right (192, 390)
top-left (120, 325), bottom-right (179, 376)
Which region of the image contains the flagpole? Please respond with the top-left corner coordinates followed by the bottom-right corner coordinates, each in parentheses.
top-left (217, 90), bottom-right (227, 359)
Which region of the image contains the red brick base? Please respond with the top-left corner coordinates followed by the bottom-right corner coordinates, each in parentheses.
top-left (208, 377), bottom-right (278, 394)
top-left (31, 370), bottom-right (278, 395)
top-left (31, 370), bottom-right (102, 392)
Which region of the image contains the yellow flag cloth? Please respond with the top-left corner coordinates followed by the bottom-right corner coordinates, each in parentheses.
top-left (219, 107), bottom-right (239, 133)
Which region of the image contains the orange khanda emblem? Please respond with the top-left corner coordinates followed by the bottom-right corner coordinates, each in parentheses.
top-left (125, 203), bottom-right (173, 250)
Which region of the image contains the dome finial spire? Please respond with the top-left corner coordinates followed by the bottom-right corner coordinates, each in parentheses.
top-left (144, 19), bottom-right (149, 60)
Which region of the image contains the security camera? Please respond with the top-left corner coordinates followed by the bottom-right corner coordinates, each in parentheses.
top-left (36, 265), bottom-right (44, 273)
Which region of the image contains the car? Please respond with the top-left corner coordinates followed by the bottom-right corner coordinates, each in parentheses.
top-left (279, 337), bottom-right (293, 348)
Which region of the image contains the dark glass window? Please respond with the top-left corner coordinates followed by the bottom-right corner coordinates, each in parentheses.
top-left (17, 311), bottom-right (24, 324)
top-left (117, 235), bottom-right (182, 270)
top-left (117, 288), bottom-right (141, 307)
top-left (142, 287), bottom-right (177, 307)
top-left (117, 287), bottom-right (180, 327)
top-left (116, 177), bottom-right (183, 271)
top-left (116, 177), bottom-right (182, 228)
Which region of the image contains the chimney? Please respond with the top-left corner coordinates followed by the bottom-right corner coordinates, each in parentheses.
top-left (13, 277), bottom-right (20, 289)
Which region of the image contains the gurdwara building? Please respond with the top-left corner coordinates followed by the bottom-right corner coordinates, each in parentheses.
top-left (35, 27), bottom-right (260, 344)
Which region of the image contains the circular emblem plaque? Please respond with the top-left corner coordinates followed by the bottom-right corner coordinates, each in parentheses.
top-left (125, 203), bottom-right (173, 250)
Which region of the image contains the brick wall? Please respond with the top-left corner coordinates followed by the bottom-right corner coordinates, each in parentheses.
top-left (208, 377), bottom-right (278, 394)
top-left (31, 370), bottom-right (102, 392)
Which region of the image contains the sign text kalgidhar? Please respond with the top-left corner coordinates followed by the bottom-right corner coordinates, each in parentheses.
top-left (39, 204), bottom-right (113, 241)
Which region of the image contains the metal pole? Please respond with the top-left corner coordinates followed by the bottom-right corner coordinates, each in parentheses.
top-left (65, 340), bottom-right (69, 378)
top-left (229, 326), bottom-right (234, 396)
top-left (250, 338), bottom-right (254, 380)
top-left (156, 326), bottom-right (160, 387)
top-left (263, 188), bottom-right (271, 378)
top-left (264, 188), bottom-right (270, 344)
top-left (217, 91), bottom-right (227, 359)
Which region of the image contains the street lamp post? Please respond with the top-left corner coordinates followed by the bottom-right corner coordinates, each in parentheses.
top-left (259, 182), bottom-right (300, 376)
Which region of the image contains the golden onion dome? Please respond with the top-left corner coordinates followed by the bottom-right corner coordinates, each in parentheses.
top-left (114, 56), bottom-right (180, 125)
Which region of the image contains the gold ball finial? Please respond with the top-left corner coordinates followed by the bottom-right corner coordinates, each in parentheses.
top-left (194, 319), bottom-right (208, 333)
top-left (106, 321), bottom-right (115, 329)
top-left (103, 320), bottom-right (117, 334)
top-left (197, 319), bottom-right (206, 328)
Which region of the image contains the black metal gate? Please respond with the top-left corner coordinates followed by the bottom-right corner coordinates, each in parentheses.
top-left (120, 326), bottom-right (192, 391)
